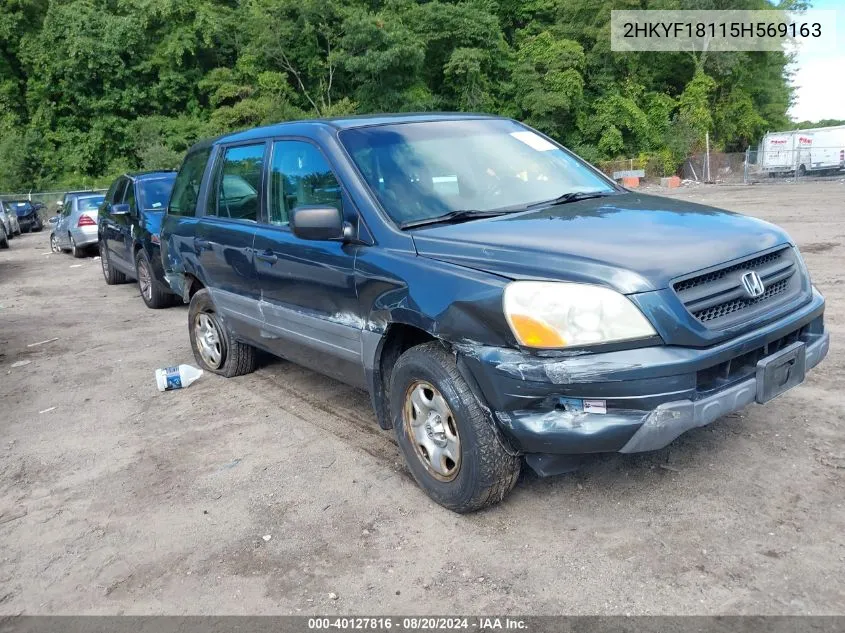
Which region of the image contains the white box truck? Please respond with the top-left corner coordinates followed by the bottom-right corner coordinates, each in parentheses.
top-left (759, 125), bottom-right (845, 176)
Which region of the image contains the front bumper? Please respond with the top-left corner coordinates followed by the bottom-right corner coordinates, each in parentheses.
top-left (460, 288), bottom-right (828, 468)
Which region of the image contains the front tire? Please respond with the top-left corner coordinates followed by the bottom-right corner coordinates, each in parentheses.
top-left (100, 240), bottom-right (126, 285)
top-left (0, 226), bottom-right (8, 249)
top-left (135, 249), bottom-right (173, 309)
top-left (50, 234), bottom-right (60, 253)
top-left (188, 288), bottom-right (257, 377)
top-left (390, 342), bottom-right (520, 513)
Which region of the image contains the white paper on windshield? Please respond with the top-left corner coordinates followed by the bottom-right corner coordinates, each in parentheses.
top-left (510, 131), bottom-right (556, 152)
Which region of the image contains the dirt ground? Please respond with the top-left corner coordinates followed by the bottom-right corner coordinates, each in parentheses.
top-left (0, 180), bottom-right (843, 615)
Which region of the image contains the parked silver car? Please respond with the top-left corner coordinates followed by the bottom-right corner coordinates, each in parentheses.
top-left (51, 194), bottom-right (105, 257)
top-left (0, 202), bottom-right (21, 238)
top-left (0, 215), bottom-right (8, 249)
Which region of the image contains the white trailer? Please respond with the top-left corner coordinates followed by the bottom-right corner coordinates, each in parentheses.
top-left (759, 125), bottom-right (845, 176)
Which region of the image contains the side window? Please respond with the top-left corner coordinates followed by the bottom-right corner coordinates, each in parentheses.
top-left (268, 140), bottom-right (341, 226)
top-left (125, 181), bottom-right (137, 213)
top-left (169, 148), bottom-right (211, 217)
top-left (105, 180), bottom-right (121, 204)
top-left (210, 144), bottom-right (265, 222)
top-left (114, 179), bottom-right (129, 204)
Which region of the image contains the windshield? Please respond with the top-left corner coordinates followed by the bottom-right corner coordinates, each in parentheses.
top-left (138, 174), bottom-right (177, 211)
top-left (339, 118), bottom-right (615, 226)
top-left (78, 195), bottom-right (104, 211)
top-left (10, 201), bottom-right (33, 215)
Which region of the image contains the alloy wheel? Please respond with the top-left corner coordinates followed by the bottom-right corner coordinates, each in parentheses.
top-left (100, 243), bottom-right (109, 279)
top-left (138, 258), bottom-right (152, 301)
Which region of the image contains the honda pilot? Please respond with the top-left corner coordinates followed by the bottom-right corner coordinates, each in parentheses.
top-left (160, 114), bottom-right (829, 513)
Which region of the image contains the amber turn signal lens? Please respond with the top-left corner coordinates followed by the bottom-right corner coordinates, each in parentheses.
top-left (508, 314), bottom-right (567, 348)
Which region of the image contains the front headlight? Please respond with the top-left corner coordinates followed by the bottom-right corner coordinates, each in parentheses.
top-left (503, 281), bottom-right (657, 349)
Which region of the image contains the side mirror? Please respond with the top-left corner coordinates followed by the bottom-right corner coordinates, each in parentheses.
top-left (291, 206), bottom-right (351, 241)
top-left (48, 216), bottom-right (59, 224)
top-left (111, 203), bottom-right (130, 216)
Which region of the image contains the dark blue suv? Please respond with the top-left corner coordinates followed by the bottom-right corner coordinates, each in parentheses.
top-left (161, 114), bottom-right (829, 512)
top-left (98, 171), bottom-right (178, 308)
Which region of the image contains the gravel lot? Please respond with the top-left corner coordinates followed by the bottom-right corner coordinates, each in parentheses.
top-left (1, 180), bottom-right (843, 615)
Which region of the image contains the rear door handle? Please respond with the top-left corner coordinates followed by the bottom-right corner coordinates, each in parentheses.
top-left (256, 250), bottom-right (278, 264)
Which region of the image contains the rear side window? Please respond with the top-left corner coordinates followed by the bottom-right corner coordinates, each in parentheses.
top-left (210, 144), bottom-right (265, 222)
top-left (169, 148), bottom-right (211, 217)
top-left (267, 140), bottom-right (341, 226)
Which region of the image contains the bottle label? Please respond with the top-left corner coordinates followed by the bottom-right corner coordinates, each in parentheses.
top-left (164, 366), bottom-right (182, 390)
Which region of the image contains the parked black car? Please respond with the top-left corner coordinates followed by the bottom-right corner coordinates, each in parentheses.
top-left (98, 171), bottom-right (178, 308)
top-left (7, 200), bottom-right (43, 232)
top-left (160, 114), bottom-right (828, 512)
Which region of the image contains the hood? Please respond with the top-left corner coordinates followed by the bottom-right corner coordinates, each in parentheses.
top-left (410, 192), bottom-right (791, 294)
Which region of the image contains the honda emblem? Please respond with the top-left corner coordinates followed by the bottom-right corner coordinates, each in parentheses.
top-left (741, 271), bottom-right (766, 298)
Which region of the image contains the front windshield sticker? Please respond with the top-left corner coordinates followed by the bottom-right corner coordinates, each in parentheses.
top-left (509, 131), bottom-right (556, 152)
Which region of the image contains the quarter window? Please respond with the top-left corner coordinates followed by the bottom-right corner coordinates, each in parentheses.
top-left (211, 144), bottom-right (265, 222)
top-left (267, 141), bottom-right (342, 226)
top-left (169, 148), bottom-right (211, 217)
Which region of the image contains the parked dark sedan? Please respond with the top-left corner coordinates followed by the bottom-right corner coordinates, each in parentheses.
top-left (7, 201), bottom-right (43, 232)
top-left (98, 171), bottom-right (178, 308)
top-left (161, 114), bottom-right (828, 512)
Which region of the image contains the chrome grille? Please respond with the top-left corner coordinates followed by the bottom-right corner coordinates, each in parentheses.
top-left (674, 247), bottom-right (801, 328)
top-left (674, 251), bottom-right (783, 293)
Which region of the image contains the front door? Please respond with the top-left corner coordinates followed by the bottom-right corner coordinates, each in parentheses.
top-left (101, 177), bottom-right (132, 271)
top-left (196, 142), bottom-right (266, 343)
top-left (253, 139), bottom-right (365, 388)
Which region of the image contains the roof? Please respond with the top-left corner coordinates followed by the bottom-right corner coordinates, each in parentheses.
top-left (191, 112), bottom-right (503, 152)
top-left (126, 170), bottom-right (177, 181)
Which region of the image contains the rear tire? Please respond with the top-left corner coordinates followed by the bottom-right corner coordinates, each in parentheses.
top-left (70, 234), bottom-right (84, 258)
top-left (188, 288), bottom-right (257, 377)
top-left (390, 342), bottom-right (520, 513)
top-left (0, 226), bottom-right (8, 249)
top-left (135, 249), bottom-right (173, 309)
top-left (100, 240), bottom-right (126, 285)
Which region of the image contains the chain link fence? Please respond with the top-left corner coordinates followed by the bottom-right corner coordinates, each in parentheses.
top-left (681, 147), bottom-right (845, 184)
top-left (6, 146), bottom-right (844, 204)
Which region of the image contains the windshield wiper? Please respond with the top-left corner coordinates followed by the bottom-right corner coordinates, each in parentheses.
top-left (400, 208), bottom-right (514, 230)
top-left (526, 190), bottom-right (617, 209)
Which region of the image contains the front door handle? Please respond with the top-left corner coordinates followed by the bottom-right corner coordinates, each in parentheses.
top-left (255, 250), bottom-right (278, 264)
top-left (194, 238), bottom-right (211, 250)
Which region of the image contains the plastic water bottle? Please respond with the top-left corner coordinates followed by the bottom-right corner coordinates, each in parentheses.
top-left (155, 364), bottom-right (203, 392)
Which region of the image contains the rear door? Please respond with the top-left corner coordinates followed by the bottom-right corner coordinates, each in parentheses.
top-left (252, 138), bottom-right (365, 388)
top-left (55, 198), bottom-right (73, 248)
top-left (161, 147), bottom-right (213, 296)
top-left (196, 142), bottom-right (266, 343)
